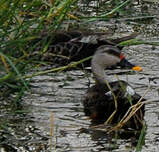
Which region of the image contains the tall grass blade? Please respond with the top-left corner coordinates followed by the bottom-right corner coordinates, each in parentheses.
top-left (0, 51), bottom-right (28, 90)
top-left (136, 123), bottom-right (146, 152)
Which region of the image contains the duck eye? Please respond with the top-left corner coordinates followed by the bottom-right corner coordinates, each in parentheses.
top-left (120, 53), bottom-right (125, 60)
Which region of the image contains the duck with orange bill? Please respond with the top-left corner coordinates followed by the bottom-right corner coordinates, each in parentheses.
top-left (83, 45), bottom-right (144, 129)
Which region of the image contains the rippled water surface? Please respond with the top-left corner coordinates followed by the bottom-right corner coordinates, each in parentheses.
top-left (19, 44), bottom-right (159, 152)
top-left (1, 1), bottom-right (159, 152)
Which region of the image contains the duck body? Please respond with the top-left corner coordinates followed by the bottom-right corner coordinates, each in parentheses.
top-left (83, 45), bottom-right (145, 129)
top-left (83, 80), bottom-right (144, 129)
top-left (33, 31), bottom-right (137, 66)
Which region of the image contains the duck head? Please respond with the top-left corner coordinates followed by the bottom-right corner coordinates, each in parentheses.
top-left (91, 45), bottom-right (142, 84)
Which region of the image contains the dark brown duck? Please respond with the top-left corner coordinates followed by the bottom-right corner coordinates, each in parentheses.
top-left (33, 31), bottom-right (138, 66)
top-left (83, 45), bottom-right (145, 129)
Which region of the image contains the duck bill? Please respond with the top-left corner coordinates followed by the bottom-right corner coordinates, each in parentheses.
top-left (118, 58), bottom-right (142, 71)
top-left (132, 66), bottom-right (142, 71)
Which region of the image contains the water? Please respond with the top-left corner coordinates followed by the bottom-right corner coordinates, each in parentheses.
top-left (1, 0), bottom-right (159, 151)
top-left (17, 43), bottom-right (158, 151)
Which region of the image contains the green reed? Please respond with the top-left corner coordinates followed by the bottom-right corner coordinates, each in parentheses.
top-left (0, 0), bottom-right (78, 110)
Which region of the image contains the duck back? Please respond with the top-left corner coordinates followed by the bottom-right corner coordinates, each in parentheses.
top-left (30, 31), bottom-right (138, 66)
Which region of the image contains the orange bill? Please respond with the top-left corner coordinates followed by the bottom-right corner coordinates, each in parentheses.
top-left (132, 66), bottom-right (142, 71)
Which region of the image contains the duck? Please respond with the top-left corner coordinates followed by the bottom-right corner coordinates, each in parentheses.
top-left (83, 45), bottom-right (145, 129)
top-left (36, 31), bottom-right (137, 66)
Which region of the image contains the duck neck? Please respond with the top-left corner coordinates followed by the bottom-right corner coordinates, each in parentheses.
top-left (92, 62), bottom-right (108, 85)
